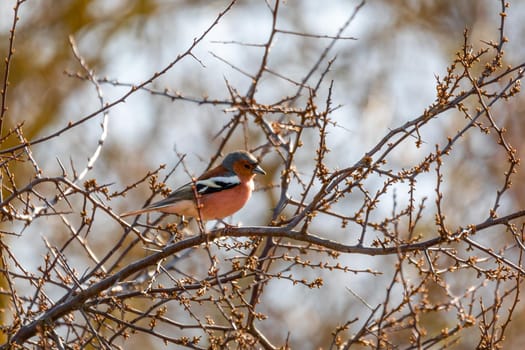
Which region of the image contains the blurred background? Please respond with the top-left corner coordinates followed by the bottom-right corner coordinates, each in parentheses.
top-left (2, 0), bottom-right (525, 348)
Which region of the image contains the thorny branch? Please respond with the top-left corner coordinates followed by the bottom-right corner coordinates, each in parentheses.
top-left (1, 0), bottom-right (525, 349)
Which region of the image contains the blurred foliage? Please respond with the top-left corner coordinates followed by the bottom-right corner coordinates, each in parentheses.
top-left (2, 0), bottom-right (525, 348)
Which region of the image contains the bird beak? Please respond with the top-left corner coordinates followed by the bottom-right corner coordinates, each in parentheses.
top-left (253, 164), bottom-right (266, 175)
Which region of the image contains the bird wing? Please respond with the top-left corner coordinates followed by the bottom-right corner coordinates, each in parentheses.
top-left (121, 167), bottom-right (242, 217)
top-left (194, 175), bottom-right (240, 194)
top-left (143, 174), bottom-right (241, 210)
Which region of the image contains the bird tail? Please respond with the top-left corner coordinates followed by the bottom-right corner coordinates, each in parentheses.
top-left (120, 207), bottom-right (153, 217)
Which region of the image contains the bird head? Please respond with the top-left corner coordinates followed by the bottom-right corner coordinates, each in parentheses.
top-left (223, 151), bottom-right (266, 179)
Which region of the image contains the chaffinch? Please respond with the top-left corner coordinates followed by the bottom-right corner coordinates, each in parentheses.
top-left (122, 151), bottom-right (266, 220)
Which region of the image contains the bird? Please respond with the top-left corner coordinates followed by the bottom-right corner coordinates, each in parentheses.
top-left (121, 151), bottom-right (266, 220)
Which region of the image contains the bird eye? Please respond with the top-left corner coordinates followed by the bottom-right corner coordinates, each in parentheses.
top-left (244, 164), bottom-right (251, 169)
